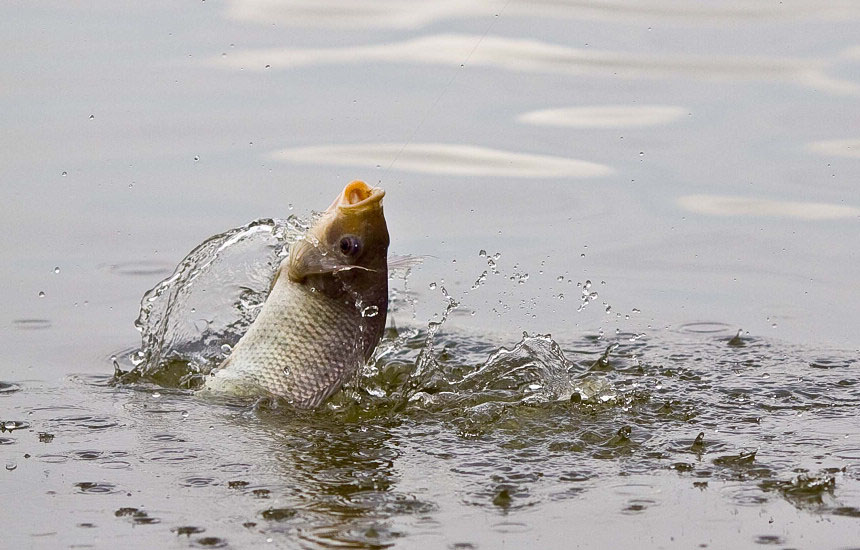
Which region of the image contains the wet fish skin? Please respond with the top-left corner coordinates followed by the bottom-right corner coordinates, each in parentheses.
top-left (206, 180), bottom-right (389, 408)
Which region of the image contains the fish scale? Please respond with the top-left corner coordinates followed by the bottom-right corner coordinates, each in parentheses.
top-left (210, 279), bottom-right (365, 408)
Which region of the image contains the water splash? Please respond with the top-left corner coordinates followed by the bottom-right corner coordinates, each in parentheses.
top-left (118, 217), bottom-right (305, 385)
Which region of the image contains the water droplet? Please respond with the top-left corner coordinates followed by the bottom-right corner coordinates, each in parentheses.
top-left (220, 344), bottom-right (232, 356)
top-left (639, 151), bottom-right (645, 156)
top-left (38, 291), bottom-right (45, 298)
top-left (264, 64), bottom-right (271, 69)
top-left (478, 249), bottom-right (487, 257)
top-left (282, 366), bottom-right (291, 377)
top-left (557, 275), bottom-right (564, 282)
top-left (53, 267), bottom-right (60, 274)
top-left (193, 156), bottom-right (200, 162)
top-left (89, 114), bottom-right (95, 120)
top-left (429, 282), bottom-right (437, 290)
top-left (5, 463), bottom-right (16, 471)
top-left (152, 392), bottom-right (161, 399)
top-left (61, 171), bottom-right (67, 177)
top-left (361, 305), bottom-right (379, 318)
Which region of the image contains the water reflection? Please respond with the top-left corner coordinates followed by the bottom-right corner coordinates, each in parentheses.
top-left (517, 105), bottom-right (687, 128)
top-left (271, 143), bottom-right (612, 178)
top-left (225, 0), bottom-right (860, 29)
top-left (807, 138), bottom-right (860, 159)
top-left (677, 194), bottom-right (860, 220)
top-left (249, 415), bottom-right (433, 548)
top-left (215, 34), bottom-right (858, 95)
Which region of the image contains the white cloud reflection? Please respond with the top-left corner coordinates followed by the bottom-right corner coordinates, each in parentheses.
top-left (677, 195), bottom-right (860, 220)
top-left (807, 139), bottom-right (860, 159)
top-left (271, 143), bottom-right (612, 178)
top-left (214, 34), bottom-right (858, 95)
top-left (518, 105), bottom-right (688, 128)
top-left (226, 0), bottom-right (860, 29)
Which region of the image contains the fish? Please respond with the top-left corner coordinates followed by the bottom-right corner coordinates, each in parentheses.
top-left (205, 180), bottom-right (389, 408)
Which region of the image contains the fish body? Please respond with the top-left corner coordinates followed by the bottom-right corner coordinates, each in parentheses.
top-left (206, 181), bottom-right (389, 408)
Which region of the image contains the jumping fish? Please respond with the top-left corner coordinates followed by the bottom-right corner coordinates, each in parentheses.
top-left (206, 180), bottom-right (389, 408)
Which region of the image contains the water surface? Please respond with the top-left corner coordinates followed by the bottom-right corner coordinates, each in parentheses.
top-left (1, 1), bottom-right (859, 548)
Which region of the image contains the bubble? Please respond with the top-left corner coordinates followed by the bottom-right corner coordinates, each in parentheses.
top-left (220, 344), bottom-right (232, 356)
top-left (194, 156), bottom-right (200, 162)
top-left (53, 267), bottom-right (60, 274)
top-left (61, 171), bottom-right (67, 177)
top-left (89, 114), bottom-right (95, 120)
top-left (429, 282), bottom-right (437, 290)
top-left (38, 291), bottom-right (45, 298)
top-left (479, 250), bottom-right (487, 257)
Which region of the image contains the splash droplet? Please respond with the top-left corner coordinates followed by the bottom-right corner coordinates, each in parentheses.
top-left (361, 305), bottom-right (379, 318)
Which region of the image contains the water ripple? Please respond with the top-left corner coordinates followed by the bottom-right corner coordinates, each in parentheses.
top-left (272, 143), bottom-right (612, 179)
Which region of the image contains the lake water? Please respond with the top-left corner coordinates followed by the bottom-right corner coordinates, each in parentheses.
top-left (2, 1), bottom-right (859, 549)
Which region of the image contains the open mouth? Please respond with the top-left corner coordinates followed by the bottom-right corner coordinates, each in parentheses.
top-left (339, 180), bottom-right (385, 210)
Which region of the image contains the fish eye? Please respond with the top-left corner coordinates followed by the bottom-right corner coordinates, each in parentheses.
top-left (339, 235), bottom-right (362, 257)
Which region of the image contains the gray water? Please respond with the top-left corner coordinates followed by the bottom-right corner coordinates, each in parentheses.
top-left (2, 1), bottom-right (859, 549)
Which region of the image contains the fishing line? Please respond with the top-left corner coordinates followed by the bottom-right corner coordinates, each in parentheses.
top-left (380, 0), bottom-right (513, 182)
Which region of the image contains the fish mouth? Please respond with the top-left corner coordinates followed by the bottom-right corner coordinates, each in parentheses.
top-left (332, 180), bottom-right (385, 213)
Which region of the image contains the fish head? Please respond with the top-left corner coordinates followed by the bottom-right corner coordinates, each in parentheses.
top-left (287, 180), bottom-right (389, 306)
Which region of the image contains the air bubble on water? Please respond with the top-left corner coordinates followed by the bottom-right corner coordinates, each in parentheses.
top-left (492, 252), bottom-right (501, 260)
top-left (361, 305), bottom-right (379, 318)
top-left (61, 171), bottom-right (67, 177)
top-left (5, 463), bottom-right (16, 471)
top-left (89, 114), bottom-right (95, 120)
top-left (53, 267), bottom-right (60, 274)
top-left (557, 275), bottom-right (564, 282)
top-left (193, 156), bottom-right (200, 162)
top-left (38, 291), bottom-right (45, 298)
top-left (429, 282), bottom-right (437, 290)
top-left (220, 344), bottom-right (232, 356)
top-left (152, 392), bottom-right (161, 399)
